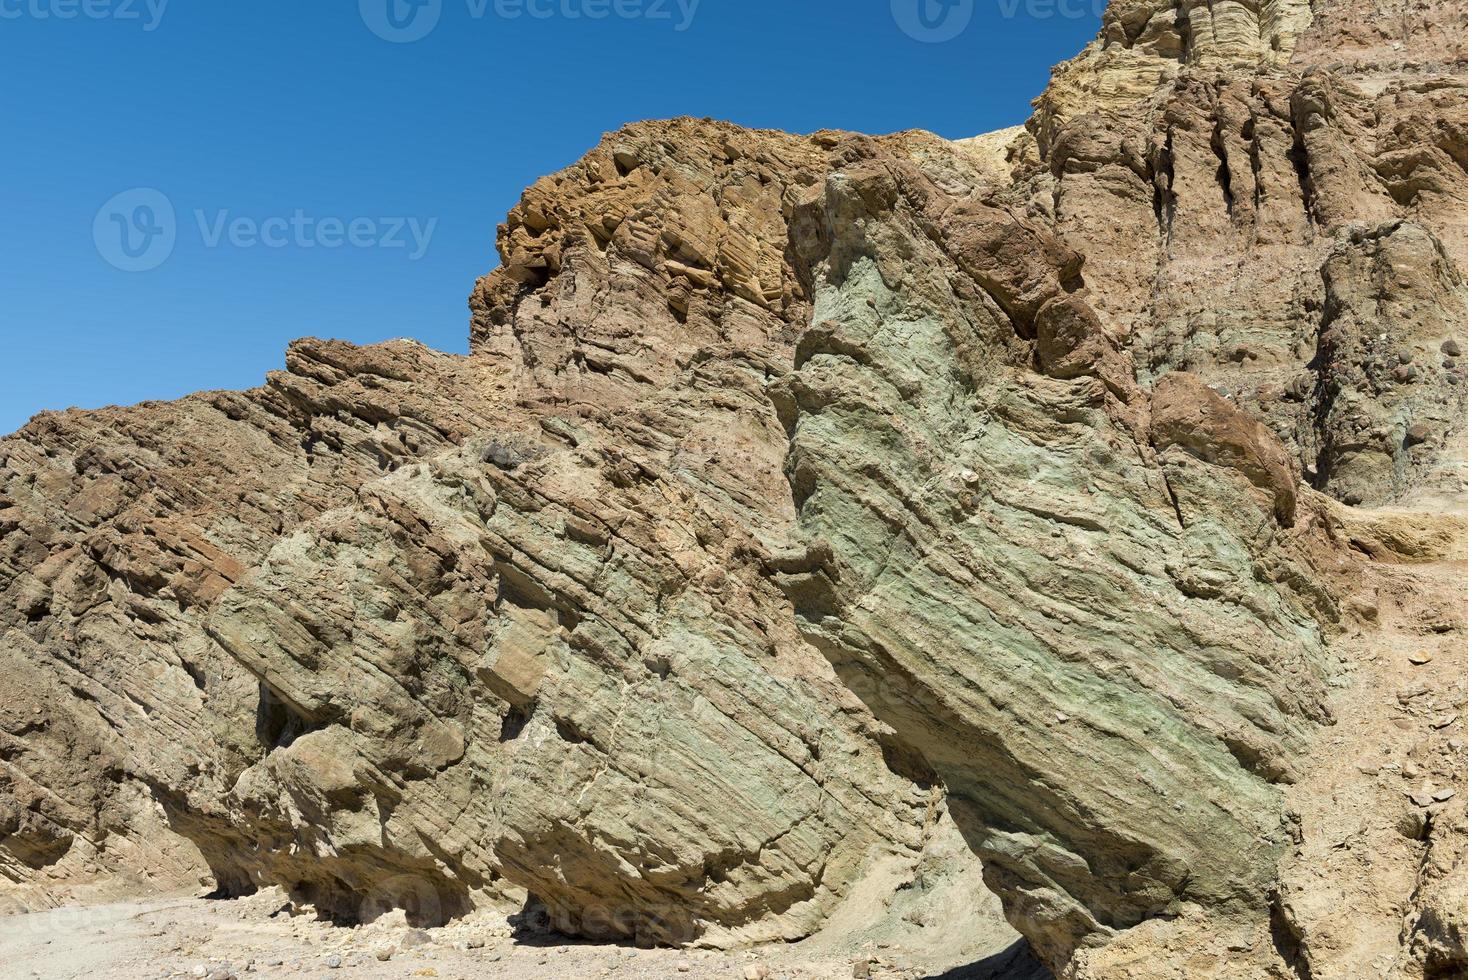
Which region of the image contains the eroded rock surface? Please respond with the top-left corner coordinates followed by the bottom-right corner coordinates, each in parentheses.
top-left (4, 1), bottom-right (1468, 978)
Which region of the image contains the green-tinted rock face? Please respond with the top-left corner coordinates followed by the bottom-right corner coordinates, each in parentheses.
top-left (773, 159), bottom-right (1342, 966)
top-left (202, 420), bottom-right (960, 946)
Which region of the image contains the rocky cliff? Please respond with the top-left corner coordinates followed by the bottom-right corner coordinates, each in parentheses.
top-left (4, 2), bottom-right (1468, 978)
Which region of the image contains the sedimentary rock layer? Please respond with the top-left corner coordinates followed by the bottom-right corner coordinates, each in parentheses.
top-left (3, 1), bottom-right (1467, 978)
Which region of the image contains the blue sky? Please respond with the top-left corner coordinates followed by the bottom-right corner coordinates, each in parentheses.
top-left (0, 0), bottom-right (1102, 434)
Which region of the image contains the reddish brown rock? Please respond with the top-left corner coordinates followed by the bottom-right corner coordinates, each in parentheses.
top-left (1151, 372), bottom-right (1301, 525)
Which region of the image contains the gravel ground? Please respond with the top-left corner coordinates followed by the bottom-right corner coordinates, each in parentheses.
top-left (0, 890), bottom-right (1045, 980)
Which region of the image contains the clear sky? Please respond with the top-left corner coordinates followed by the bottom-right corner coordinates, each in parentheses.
top-left (0, 0), bottom-right (1103, 434)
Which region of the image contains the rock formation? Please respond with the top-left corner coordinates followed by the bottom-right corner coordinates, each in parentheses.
top-left (3, 1), bottom-right (1468, 978)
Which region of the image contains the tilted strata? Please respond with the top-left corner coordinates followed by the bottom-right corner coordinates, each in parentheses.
top-left (3, 1), bottom-right (1468, 977)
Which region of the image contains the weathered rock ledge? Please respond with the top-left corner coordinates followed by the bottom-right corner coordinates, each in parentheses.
top-left (4, 2), bottom-right (1468, 978)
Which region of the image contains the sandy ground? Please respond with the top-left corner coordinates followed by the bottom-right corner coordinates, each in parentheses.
top-left (0, 888), bottom-right (1044, 980)
top-left (1270, 496), bottom-right (1468, 978)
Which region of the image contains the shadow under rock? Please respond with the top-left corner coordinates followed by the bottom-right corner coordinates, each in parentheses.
top-left (924, 939), bottom-right (1054, 980)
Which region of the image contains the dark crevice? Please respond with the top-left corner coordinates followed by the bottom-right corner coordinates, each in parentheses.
top-left (1174, 1), bottom-right (1195, 61)
top-left (499, 702), bottom-right (536, 742)
top-left (1212, 117), bottom-right (1236, 220)
top-left (1270, 895), bottom-right (1314, 980)
top-left (1306, 264), bottom-right (1345, 494)
top-left (1245, 115), bottom-right (1264, 221)
top-left (1288, 128), bottom-right (1315, 228)
top-left (180, 659), bottom-right (207, 692)
top-left (554, 716), bottom-right (588, 745)
top-left (1153, 130), bottom-right (1177, 243)
top-left (877, 732), bottom-right (938, 791)
top-left (257, 683), bottom-right (323, 751)
top-left (1154, 460), bottom-right (1188, 531)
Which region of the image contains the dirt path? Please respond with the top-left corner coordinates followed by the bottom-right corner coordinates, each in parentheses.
top-left (0, 888), bottom-right (1046, 980)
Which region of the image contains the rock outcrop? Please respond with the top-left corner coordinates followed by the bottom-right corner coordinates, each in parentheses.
top-left (4, 1), bottom-right (1468, 978)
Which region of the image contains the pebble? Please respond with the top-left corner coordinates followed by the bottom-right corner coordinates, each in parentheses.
top-left (324, 953), bottom-right (342, 969)
top-left (676, 960), bottom-right (693, 972)
top-left (1436, 789), bottom-right (1458, 803)
top-left (375, 946), bottom-right (395, 962)
top-left (1410, 652), bottom-right (1434, 666)
top-left (1400, 682), bottom-right (1431, 703)
top-left (743, 966), bottom-right (770, 980)
top-left (1444, 339), bottom-right (1462, 358)
top-left (400, 929), bottom-right (432, 949)
top-left (483, 442), bottom-right (520, 471)
top-left (853, 957), bottom-right (873, 979)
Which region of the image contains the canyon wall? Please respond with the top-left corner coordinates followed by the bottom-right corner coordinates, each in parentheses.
top-left (4, 2), bottom-right (1467, 977)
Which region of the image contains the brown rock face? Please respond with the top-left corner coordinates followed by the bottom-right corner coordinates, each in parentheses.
top-left (1151, 372), bottom-right (1300, 525)
top-left (3, 2), bottom-right (1468, 979)
top-left (0, 128), bottom-right (1014, 955)
top-left (1, 339), bottom-right (509, 905)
